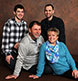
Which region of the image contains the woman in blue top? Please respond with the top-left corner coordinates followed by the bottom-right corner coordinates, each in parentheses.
top-left (29, 27), bottom-right (78, 79)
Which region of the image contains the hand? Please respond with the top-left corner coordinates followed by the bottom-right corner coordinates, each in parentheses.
top-left (6, 55), bottom-right (14, 64)
top-left (72, 70), bottom-right (78, 79)
top-left (29, 75), bottom-right (39, 79)
top-left (5, 75), bottom-right (18, 79)
top-left (14, 42), bottom-right (19, 49)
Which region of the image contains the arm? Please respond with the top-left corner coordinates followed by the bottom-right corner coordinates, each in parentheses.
top-left (5, 43), bottom-right (26, 79)
top-left (13, 43), bottom-right (26, 76)
top-left (63, 43), bottom-right (77, 70)
top-left (2, 22), bottom-right (10, 55)
top-left (41, 20), bottom-right (48, 41)
top-left (64, 43), bottom-right (78, 79)
top-left (62, 42), bottom-right (78, 79)
top-left (29, 43), bottom-right (46, 79)
top-left (63, 44), bottom-right (78, 78)
top-left (14, 22), bottom-right (28, 49)
top-left (23, 21), bottom-right (28, 36)
top-left (58, 18), bottom-right (66, 44)
top-left (36, 44), bottom-right (46, 77)
top-left (1, 22), bottom-right (14, 63)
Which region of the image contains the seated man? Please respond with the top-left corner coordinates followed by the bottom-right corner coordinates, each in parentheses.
top-left (29, 27), bottom-right (78, 79)
top-left (5, 21), bottom-right (44, 79)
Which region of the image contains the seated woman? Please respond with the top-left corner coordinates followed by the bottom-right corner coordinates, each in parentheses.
top-left (29, 27), bottom-right (78, 79)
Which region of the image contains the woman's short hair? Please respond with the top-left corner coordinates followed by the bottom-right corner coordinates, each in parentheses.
top-left (47, 27), bottom-right (60, 36)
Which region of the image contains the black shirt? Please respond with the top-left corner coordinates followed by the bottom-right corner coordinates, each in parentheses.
top-left (41, 16), bottom-right (66, 44)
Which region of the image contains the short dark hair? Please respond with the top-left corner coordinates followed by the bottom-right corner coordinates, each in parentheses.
top-left (14, 4), bottom-right (25, 12)
top-left (47, 27), bottom-right (60, 36)
top-left (29, 21), bottom-right (41, 29)
top-left (44, 4), bottom-right (54, 10)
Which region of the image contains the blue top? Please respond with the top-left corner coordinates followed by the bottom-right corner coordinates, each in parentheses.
top-left (36, 42), bottom-right (77, 77)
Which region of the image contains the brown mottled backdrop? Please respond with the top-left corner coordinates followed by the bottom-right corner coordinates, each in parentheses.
top-left (0, 0), bottom-right (78, 55)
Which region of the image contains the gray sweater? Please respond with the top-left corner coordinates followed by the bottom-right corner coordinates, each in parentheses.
top-left (13, 33), bottom-right (44, 76)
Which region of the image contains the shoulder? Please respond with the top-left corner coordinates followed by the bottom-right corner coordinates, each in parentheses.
top-left (40, 42), bottom-right (47, 52)
top-left (41, 42), bottom-right (46, 48)
top-left (59, 41), bottom-right (65, 45)
top-left (41, 18), bottom-right (47, 24)
top-left (3, 18), bottom-right (13, 30)
top-left (53, 16), bottom-right (62, 20)
top-left (19, 34), bottom-right (30, 50)
top-left (22, 19), bottom-right (27, 25)
top-left (38, 35), bottom-right (44, 41)
top-left (7, 18), bottom-right (15, 24)
top-left (53, 16), bottom-right (64, 23)
top-left (38, 35), bottom-right (43, 39)
top-left (59, 42), bottom-right (67, 48)
top-left (4, 18), bottom-right (12, 25)
top-left (20, 34), bottom-right (29, 44)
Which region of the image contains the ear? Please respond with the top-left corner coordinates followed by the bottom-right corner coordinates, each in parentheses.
top-left (52, 10), bottom-right (54, 14)
top-left (13, 11), bottom-right (15, 15)
top-left (57, 36), bottom-right (59, 40)
top-left (29, 28), bottom-right (31, 33)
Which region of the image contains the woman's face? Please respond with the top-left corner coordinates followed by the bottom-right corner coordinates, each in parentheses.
top-left (48, 31), bottom-right (58, 45)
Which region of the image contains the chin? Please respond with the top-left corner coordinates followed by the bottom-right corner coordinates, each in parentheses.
top-left (18, 16), bottom-right (23, 19)
top-left (36, 37), bottom-right (39, 39)
top-left (35, 36), bottom-right (39, 39)
top-left (49, 41), bottom-right (54, 43)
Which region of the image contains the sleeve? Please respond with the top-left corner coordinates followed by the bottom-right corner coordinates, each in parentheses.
top-left (62, 43), bottom-right (77, 70)
top-left (36, 43), bottom-right (46, 77)
top-left (41, 20), bottom-right (48, 41)
top-left (1, 22), bottom-right (11, 56)
top-left (40, 35), bottom-right (44, 43)
top-left (23, 22), bottom-right (28, 36)
top-left (58, 18), bottom-right (66, 44)
top-left (13, 43), bottom-right (28, 76)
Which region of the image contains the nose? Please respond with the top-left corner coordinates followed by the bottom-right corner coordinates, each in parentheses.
top-left (37, 30), bottom-right (41, 34)
top-left (46, 10), bottom-right (50, 14)
top-left (49, 35), bottom-right (53, 39)
top-left (19, 11), bottom-right (24, 14)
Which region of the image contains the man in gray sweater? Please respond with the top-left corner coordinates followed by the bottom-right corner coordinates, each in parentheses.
top-left (5, 21), bottom-right (44, 79)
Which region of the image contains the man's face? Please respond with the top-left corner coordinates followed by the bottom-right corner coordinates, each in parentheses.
top-left (29, 24), bottom-right (41, 39)
top-left (44, 6), bottom-right (54, 19)
top-left (14, 8), bottom-right (24, 21)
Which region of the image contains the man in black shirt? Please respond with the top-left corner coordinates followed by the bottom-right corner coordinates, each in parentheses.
top-left (41, 4), bottom-right (66, 44)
